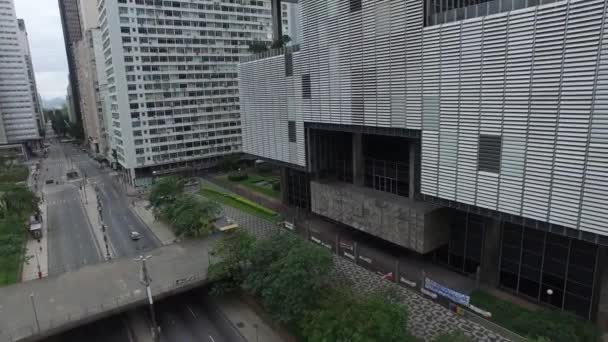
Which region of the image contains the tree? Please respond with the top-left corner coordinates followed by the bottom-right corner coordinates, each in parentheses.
top-left (217, 154), bottom-right (241, 172)
top-left (148, 176), bottom-right (185, 212)
top-left (68, 120), bottom-right (84, 141)
top-left (301, 289), bottom-right (413, 342)
top-left (208, 229), bottom-right (257, 294)
top-left (161, 194), bottom-right (220, 237)
top-left (271, 35), bottom-right (292, 49)
top-left (248, 40), bottom-right (269, 53)
top-left (243, 233), bottom-right (333, 325)
top-left (0, 184), bottom-right (39, 219)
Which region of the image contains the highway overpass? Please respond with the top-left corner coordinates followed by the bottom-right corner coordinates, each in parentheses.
top-left (0, 238), bottom-right (215, 342)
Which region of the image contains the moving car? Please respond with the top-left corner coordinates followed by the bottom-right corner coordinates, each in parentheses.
top-left (129, 231), bottom-right (141, 240)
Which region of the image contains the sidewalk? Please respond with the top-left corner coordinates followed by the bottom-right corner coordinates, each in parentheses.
top-left (22, 161), bottom-right (48, 281)
top-left (210, 294), bottom-right (287, 342)
top-left (132, 200), bottom-right (176, 245)
top-left (80, 182), bottom-right (115, 259)
top-left (21, 198), bottom-right (48, 281)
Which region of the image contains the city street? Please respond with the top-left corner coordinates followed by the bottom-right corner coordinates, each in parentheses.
top-left (44, 143), bottom-right (101, 275)
top-left (41, 142), bottom-right (235, 342)
top-left (62, 143), bottom-right (161, 256)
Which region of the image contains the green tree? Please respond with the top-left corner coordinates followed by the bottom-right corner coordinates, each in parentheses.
top-left (0, 184), bottom-right (39, 218)
top-left (148, 176), bottom-right (185, 212)
top-left (208, 229), bottom-right (257, 294)
top-left (217, 154), bottom-right (241, 172)
top-left (243, 233), bottom-right (333, 325)
top-left (301, 289), bottom-right (413, 342)
top-left (68, 120), bottom-right (85, 141)
top-left (161, 194), bottom-right (220, 237)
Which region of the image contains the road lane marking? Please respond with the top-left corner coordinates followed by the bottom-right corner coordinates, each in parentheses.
top-left (209, 335), bottom-right (215, 342)
top-left (186, 304), bottom-right (197, 318)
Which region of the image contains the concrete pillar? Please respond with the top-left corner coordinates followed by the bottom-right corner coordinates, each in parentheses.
top-left (271, 0), bottom-right (283, 42)
top-left (409, 142), bottom-right (416, 199)
top-left (479, 219), bottom-right (502, 287)
top-left (352, 133), bottom-right (364, 186)
top-left (280, 166), bottom-right (289, 205)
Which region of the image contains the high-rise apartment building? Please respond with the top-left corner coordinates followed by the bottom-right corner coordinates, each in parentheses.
top-left (240, 0), bottom-right (608, 325)
top-left (74, 0), bottom-right (110, 156)
top-left (16, 19), bottom-right (44, 133)
top-left (98, 0), bottom-right (272, 185)
top-left (58, 0), bottom-right (83, 123)
top-left (0, 0), bottom-right (40, 144)
top-left (280, 1), bottom-right (299, 45)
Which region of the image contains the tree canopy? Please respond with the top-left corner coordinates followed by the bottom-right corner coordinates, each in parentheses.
top-left (148, 176), bottom-right (185, 211)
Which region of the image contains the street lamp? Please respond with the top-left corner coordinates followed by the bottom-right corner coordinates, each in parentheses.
top-left (30, 293), bottom-right (40, 333)
top-left (135, 255), bottom-right (160, 342)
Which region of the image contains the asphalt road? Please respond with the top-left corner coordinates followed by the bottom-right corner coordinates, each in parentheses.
top-left (61, 143), bottom-right (161, 256)
top-left (45, 144), bottom-right (102, 275)
top-left (44, 315), bottom-right (132, 342)
top-left (43, 143), bottom-right (232, 342)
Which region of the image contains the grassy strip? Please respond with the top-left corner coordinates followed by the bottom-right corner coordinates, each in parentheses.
top-left (201, 187), bottom-right (280, 223)
top-left (470, 290), bottom-right (599, 342)
top-left (0, 250), bottom-right (21, 286)
top-left (220, 174), bottom-right (280, 199)
top-left (0, 166), bottom-right (29, 183)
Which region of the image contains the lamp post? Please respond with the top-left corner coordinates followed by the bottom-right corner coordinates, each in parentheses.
top-left (30, 294), bottom-right (40, 333)
top-left (135, 255), bottom-right (160, 341)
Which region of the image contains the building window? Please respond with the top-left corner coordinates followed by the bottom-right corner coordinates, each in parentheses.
top-left (350, 0), bottom-right (362, 12)
top-left (285, 52), bottom-right (293, 77)
top-left (498, 223), bottom-right (598, 319)
top-left (288, 121), bottom-right (296, 143)
top-left (302, 74), bottom-right (311, 99)
top-left (478, 134), bottom-right (501, 173)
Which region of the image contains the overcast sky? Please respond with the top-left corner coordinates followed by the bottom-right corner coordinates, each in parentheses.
top-left (15, 0), bottom-right (68, 100)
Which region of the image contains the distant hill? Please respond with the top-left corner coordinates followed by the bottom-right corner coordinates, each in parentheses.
top-left (43, 97), bottom-right (66, 110)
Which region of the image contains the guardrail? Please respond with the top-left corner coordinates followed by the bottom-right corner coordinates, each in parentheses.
top-left (241, 44), bottom-right (300, 63)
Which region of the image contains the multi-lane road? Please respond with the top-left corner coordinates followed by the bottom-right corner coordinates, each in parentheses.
top-left (41, 142), bottom-right (237, 342)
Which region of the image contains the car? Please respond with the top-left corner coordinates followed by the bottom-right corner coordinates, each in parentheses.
top-left (129, 231), bottom-right (141, 240)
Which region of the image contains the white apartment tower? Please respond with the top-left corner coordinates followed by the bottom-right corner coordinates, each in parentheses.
top-left (0, 0), bottom-right (39, 144)
top-left (280, 1), bottom-right (299, 45)
top-left (17, 19), bottom-right (44, 133)
top-left (98, 0), bottom-right (272, 185)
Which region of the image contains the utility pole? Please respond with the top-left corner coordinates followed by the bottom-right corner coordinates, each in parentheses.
top-left (135, 255), bottom-right (160, 341)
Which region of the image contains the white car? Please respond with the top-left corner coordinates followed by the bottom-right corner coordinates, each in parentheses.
top-left (129, 231), bottom-right (141, 240)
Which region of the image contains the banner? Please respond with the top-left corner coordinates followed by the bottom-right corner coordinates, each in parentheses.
top-left (424, 278), bottom-right (470, 306)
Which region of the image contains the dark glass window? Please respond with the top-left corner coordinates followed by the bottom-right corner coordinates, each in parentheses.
top-left (302, 74), bottom-right (311, 99)
top-left (350, 0), bottom-right (362, 12)
top-left (498, 223), bottom-right (598, 319)
top-left (285, 52), bottom-right (293, 77)
top-left (288, 121), bottom-right (296, 143)
top-left (478, 135), bottom-right (502, 173)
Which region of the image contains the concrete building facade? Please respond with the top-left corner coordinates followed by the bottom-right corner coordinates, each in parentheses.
top-left (239, 0), bottom-right (608, 324)
top-left (98, 0), bottom-right (272, 185)
top-left (280, 1), bottom-right (300, 45)
top-left (74, 0), bottom-right (110, 157)
top-left (0, 0), bottom-right (40, 144)
top-left (16, 19), bottom-right (44, 134)
top-left (58, 0), bottom-right (83, 124)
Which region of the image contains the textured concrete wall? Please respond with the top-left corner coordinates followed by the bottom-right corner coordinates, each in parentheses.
top-left (310, 181), bottom-right (446, 254)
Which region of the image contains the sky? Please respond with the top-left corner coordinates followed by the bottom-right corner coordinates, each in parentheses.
top-left (14, 0), bottom-right (68, 100)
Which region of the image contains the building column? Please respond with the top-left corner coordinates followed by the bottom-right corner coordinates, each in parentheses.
top-left (271, 0), bottom-right (283, 42)
top-left (280, 166), bottom-right (289, 205)
top-left (409, 142), bottom-right (416, 199)
top-left (479, 219), bottom-right (502, 287)
top-left (352, 133), bottom-right (364, 186)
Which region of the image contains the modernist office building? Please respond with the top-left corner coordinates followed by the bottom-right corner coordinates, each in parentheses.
top-left (98, 0), bottom-right (272, 185)
top-left (58, 0), bottom-right (84, 124)
top-left (0, 0), bottom-right (40, 144)
top-left (240, 0), bottom-right (608, 323)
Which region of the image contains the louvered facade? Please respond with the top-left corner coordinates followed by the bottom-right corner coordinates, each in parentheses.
top-left (240, 0), bottom-right (608, 238)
